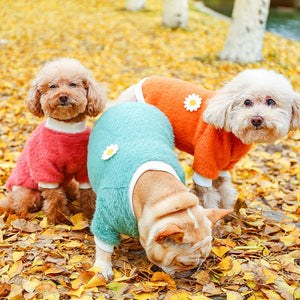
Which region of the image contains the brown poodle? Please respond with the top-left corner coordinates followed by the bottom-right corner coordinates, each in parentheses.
top-left (1, 58), bottom-right (106, 223)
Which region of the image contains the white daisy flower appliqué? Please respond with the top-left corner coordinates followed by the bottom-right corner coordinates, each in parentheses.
top-left (101, 144), bottom-right (119, 160)
top-left (184, 93), bottom-right (202, 112)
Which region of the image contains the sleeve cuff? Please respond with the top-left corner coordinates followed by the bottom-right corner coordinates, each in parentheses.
top-left (219, 171), bottom-right (231, 178)
top-left (135, 78), bottom-right (148, 103)
top-left (94, 236), bottom-right (114, 253)
top-left (38, 182), bottom-right (59, 189)
top-left (79, 183), bottom-right (92, 189)
top-left (193, 172), bottom-right (212, 187)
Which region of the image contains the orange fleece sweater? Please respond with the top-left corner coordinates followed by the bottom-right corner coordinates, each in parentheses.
top-left (136, 76), bottom-right (253, 180)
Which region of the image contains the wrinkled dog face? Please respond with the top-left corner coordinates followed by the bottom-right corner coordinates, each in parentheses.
top-left (203, 69), bottom-right (299, 144)
top-left (144, 207), bottom-right (213, 278)
top-left (39, 78), bottom-right (88, 120)
top-left (157, 236), bottom-right (212, 279)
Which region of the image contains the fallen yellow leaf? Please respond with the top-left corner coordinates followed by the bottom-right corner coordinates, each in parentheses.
top-left (66, 286), bottom-right (85, 297)
top-left (84, 273), bottom-right (106, 288)
top-left (62, 240), bottom-right (83, 248)
top-left (12, 251), bottom-right (24, 262)
top-left (44, 266), bottom-right (65, 275)
top-left (211, 246), bottom-right (230, 258)
top-left (8, 261), bottom-right (23, 278)
top-left (7, 284), bottom-right (23, 300)
top-left (226, 260), bottom-right (242, 277)
top-left (151, 272), bottom-right (176, 290)
top-left (217, 256), bottom-right (232, 271)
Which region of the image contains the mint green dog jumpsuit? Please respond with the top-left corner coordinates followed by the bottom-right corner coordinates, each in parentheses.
top-left (88, 102), bottom-right (185, 252)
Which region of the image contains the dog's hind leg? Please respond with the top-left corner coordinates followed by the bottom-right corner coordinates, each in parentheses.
top-left (64, 179), bottom-right (80, 201)
top-left (41, 187), bottom-right (71, 223)
top-left (0, 187), bottom-right (42, 214)
top-left (191, 184), bottom-right (221, 209)
top-left (79, 188), bottom-right (96, 219)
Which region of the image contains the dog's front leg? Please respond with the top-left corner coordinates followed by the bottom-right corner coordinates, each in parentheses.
top-left (191, 184), bottom-right (221, 209)
top-left (40, 186), bottom-right (71, 223)
top-left (213, 173), bottom-right (237, 209)
top-left (94, 244), bottom-right (114, 281)
top-left (79, 188), bottom-right (96, 219)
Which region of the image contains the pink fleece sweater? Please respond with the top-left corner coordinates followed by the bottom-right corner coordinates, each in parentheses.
top-left (6, 120), bottom-right (91, 191)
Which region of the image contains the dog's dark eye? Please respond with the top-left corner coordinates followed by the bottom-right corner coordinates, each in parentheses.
top-left (266, 99), bottom-right (276, 106)
top-left (50, 84), bottom-right (57, 89)
top-left (69, 83), bottom-right (77, 87)
top-left (244, 99), bottom-right (252, 107)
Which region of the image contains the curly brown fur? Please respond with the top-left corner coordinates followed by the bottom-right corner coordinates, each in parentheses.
top-left (26, 58), bottom-right (106, 121)
top-left (64, 179), bottom-right (80, 202)
top-left (2, 58), bottom-right (106, 223)
top-left (1, 187), bottom-right (43, 214)
top-left (79, 189), bottom-right (96, 219)
top-left (41, 187), bottom-right (71, 224)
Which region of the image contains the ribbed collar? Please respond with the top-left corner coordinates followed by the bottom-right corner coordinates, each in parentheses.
top-left (45, 117), bottom-right (87, 134)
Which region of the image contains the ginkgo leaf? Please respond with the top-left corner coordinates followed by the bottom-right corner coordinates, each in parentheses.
top-left (211, 246), bottom-right (230, 258)
top-left (84, 273), bottom-right (106, 288)
top-left (0, 0), bottom-right (299, 299)
top-left (12, 251), bottom-right (24, 262)
top-left (7, 261), bottom-right (23, 278)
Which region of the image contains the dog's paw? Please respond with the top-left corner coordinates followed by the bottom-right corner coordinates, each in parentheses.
top-left (93, 262), bottom-right (114, 281)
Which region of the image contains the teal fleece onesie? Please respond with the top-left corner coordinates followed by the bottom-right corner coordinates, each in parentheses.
top-left (88, 102), bottom-right (185, 250)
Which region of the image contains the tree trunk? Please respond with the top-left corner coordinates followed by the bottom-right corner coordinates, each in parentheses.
top-left (127, 0), bottom-right (146, 11)
top-left (219, 0), bottom-right (270, 63)
top-left (162, 0), bottom-right (189, 28)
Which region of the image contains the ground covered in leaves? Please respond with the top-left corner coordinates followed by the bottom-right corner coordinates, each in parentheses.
top-left (0, 0), bottom-right (299, 299)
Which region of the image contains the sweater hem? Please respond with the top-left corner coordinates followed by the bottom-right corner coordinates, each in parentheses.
top-left (128, 161), bottom-right (181, 217)
top-left (135, 78), bottom-right (148, 103)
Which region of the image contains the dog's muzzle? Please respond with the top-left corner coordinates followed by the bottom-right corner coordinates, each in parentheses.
top-left (251, 116), bottom-right (264, 129)
top-left (173, 259), bottom-right (204, 279)
top-left (59, 94), bottom-right (69, 106)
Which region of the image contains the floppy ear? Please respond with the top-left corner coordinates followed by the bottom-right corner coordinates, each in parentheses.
top-left (290, 92), bottom-right (300, 131)
top-left (26, 79), bottom-right (44, 117)
top-left (202, 92), bottom-right (234, 131)
top-left (205, 209), bottom-right (233, 226)
top-left (85, 76), bottom-right (106, 117)
top-left (155, 224), bottom-right (184, 245)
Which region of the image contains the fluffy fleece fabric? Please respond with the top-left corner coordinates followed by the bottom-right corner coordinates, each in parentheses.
top-left (88, 102), bottom-right (185, 247)
top-left (6, 120), bottom-right (91, 190)
top-left (136, 76), bottom-right (253, 179)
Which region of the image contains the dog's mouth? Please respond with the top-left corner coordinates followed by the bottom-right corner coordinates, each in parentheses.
top-left (163, 259), bottom-right (204, 279)
top-left (172, 263), bottom-right (202, 279)
top-left (58, 94), bottom-right (72, 107)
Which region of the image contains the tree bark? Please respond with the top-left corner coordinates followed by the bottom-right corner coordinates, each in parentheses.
top-left (127, 0), bottom-right (146, 11)
top-left (162, 0), bottom-right (189, 28)
top-left (219, 0), bottom-right (270, 63)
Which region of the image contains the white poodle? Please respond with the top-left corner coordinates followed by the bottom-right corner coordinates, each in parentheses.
top-left (115, 69), bottom-right (300, 209)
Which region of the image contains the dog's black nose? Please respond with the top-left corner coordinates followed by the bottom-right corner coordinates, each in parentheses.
top-left (59, 94), bottom-right (69, 103)
top-left (251, 116), bottom-right (263, 127)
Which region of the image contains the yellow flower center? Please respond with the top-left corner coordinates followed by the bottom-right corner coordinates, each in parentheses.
top-left (107, 149), bottom-right (114, 156)
top-left (189, 99), bottom-right (197, 106)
